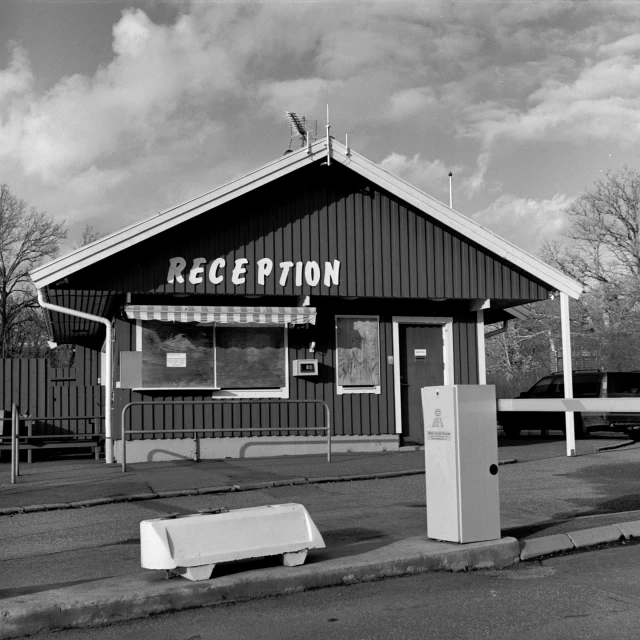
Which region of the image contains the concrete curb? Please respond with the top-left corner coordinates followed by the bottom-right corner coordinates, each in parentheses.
top-left (0, 536), bottom-right (520, 640)
top-left (518, 519), bottom-right (640, 561)
top-left (0, 461), bottom-right (516, 516)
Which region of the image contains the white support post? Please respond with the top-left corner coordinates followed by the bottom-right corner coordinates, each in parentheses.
top-left (326, 104), bottom-right (331, 166)
top-left (560, 292), bottom-right (575, 456)
top-left (476, 310), bottom-right (486, 384)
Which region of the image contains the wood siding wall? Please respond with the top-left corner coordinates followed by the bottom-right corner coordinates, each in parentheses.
top-left (0, 346), bottom-right (103, 435)
top-left (64, 163), bottom-right (551, 302)
top-left (112, 301), bottom-right (478, 440)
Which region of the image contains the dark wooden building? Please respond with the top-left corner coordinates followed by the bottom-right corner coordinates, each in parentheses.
top-left (30, 139), bottom-right (581, 463)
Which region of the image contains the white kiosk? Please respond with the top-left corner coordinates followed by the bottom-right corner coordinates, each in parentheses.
top-left (421, 385), bottom-right (501, 543)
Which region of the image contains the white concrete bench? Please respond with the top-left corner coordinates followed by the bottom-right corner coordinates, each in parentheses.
top-left (140, 503), bottom-right (325, 581)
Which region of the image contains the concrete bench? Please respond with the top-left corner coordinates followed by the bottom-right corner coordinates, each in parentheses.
top-left (140, 503), bottom-right (325, 581)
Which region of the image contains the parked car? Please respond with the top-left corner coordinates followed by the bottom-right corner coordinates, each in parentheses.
top-left (497, 371), bottom-right (640, 438)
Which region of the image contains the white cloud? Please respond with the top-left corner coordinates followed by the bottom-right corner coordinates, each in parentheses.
top-left (459, 152), bottom-right (492, 197)
top-left (379, 153), bottom-right (461, 203)
top-left (465, 32), bottom-right (640, 148)
top-left (0, 0), bottom-right (639, 246)
top-left (471, 193), bottom-right (573, 253)
top-left (385, 87), bottom-right (437, 120)
top-left (258, 78), bottom-right (333, 120)
top-left (0, 9), bottom-right (240, 182)
top-left (0, 45), bottom-right (32, 102)
top-left (598, 33), bottom-right (640, 57)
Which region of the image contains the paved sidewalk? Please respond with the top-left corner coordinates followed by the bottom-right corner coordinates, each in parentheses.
top-left (2, 441), bottom-right (640, 639)
top-left (0, 449), bottom-right (427, 513)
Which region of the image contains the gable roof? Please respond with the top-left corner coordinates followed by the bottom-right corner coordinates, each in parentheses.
top-left (30, 138), bottom-right (582, 299)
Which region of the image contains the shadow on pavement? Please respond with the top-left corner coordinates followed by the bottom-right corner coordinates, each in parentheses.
top-left (0, 578), bottom-right (106, 600)
top-left (205, 527), bottom-right (392, 579)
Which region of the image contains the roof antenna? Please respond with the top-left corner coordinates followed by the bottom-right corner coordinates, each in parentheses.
top-left (326, 104), bottom-right (331, 166)
top-left (448, 171), bottom-right (453, 208)
top-left (285, 112), bottom-right (317, 154)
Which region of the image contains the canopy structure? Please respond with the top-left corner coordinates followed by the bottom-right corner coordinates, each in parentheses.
top-left (124, 305), bottom-right (317, 325)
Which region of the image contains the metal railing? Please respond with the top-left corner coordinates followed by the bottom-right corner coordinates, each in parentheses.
top-left (121, 398), bottom-right (332, 472)
top-left (3, 405), bottom-right (105, 484)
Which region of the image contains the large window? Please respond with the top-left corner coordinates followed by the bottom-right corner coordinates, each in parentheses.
top-left (335, 315), bottom-right (381, 395)
top-left (137, 321), bottom-right (288, 397)
top-left (215, 325), bottom-right (286, 389)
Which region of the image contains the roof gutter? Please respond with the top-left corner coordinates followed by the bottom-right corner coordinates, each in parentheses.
top-left (37, 289), bottom-right (114, 465)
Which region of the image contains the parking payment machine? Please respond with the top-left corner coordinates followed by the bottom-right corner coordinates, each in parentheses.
top-left (421, 385), bottom-right (501, 543)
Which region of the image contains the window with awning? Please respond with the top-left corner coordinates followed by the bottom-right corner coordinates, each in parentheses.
top-left (124, 305), bottom-right (314, 394)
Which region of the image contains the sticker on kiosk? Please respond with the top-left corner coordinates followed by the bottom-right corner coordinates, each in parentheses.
top-left (427, 408), bottom-right (451, 441)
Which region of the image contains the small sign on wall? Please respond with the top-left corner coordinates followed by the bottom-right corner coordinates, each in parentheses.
top-left (414, 348), bottom-right (427, 360)
top-left (167, 353), bottom-right (187, 367)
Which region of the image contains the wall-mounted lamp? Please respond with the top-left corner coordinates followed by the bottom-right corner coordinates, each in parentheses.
top-left (47, 340), bottom-right (58, 349)
top-left (309, 341), bottom-right (316, 353)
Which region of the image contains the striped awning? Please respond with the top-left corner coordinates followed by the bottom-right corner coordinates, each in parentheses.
top-left (124, 305), bottom-right (316, 325)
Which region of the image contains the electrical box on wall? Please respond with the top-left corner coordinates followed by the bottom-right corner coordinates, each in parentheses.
top-left (292, 359), bottom-right (318, 376)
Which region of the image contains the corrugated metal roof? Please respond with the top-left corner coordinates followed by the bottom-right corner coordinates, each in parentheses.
top-left (45, 289), bottom-right (117, 345)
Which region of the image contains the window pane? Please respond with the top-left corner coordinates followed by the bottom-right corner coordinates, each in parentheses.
top-left (216, 327), bottom-right (285, 389)
top-left (336, 317), bottom-right (380, 386)
top-left (608, 373), bottom-right (640, 395)
top-left (141, 321), bottom-right (214, 388)
top-left (573, 374), bottom-right (600, 397)
top-left (527, 376), bottom-right (553, 396)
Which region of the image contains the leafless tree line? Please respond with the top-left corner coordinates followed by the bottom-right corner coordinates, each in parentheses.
top-left (0, 183), bottom-right (103, 361)
top-left (487, 167), bottom-right (640, 397)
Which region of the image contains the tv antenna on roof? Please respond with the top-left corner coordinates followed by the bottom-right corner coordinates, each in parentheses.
top-left (285, 112), bottom-right (318, 150)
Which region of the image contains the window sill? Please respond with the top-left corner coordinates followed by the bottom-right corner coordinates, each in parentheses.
top-left (337, 386), bottom-right (381, 395)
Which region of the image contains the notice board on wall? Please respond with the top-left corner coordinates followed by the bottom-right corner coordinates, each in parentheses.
top-left (336, 317), bottom-right (380, 386)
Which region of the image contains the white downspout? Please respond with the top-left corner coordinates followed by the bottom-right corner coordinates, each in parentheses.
top-left (37, 289), bottom-right (114, 464)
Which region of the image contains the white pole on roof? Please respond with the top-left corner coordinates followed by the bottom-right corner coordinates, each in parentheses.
top-left (326, 104), bottom-right (331, 166)
top-left (449, 172), bottom-right (453, 208)
top-left (560, 291), bottom-right (576, 456)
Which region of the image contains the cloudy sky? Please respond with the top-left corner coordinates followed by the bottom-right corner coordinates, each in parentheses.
top-left (2, 0), bottom-right (639, 257)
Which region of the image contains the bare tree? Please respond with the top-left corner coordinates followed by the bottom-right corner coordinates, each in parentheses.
top-left (73, 224), bottom-right (106, 250)
top-left (541, 166), bottom-right (640, 370)
top-left (0, 184), bottom-right (66, 357)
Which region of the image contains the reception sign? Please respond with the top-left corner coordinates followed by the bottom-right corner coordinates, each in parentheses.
top-left (167, 257), bottom-right (341, 289)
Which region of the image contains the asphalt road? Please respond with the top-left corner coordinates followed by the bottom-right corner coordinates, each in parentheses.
top-left (26, 541), bottom-right (640, 640)
top-left (4, 437), bottom-right (640, 597)
top-left (0, 475), bottom-right (430, 595)
top-left (497, 431), bottom-right (636, 462)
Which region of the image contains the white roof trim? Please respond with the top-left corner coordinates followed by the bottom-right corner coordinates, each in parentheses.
top-left (329, 140), bottom-right (582, 299)
top-left (31, 137), bottom-right (582, 299)
top-left (30, 143), bottom-right (325, 289)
